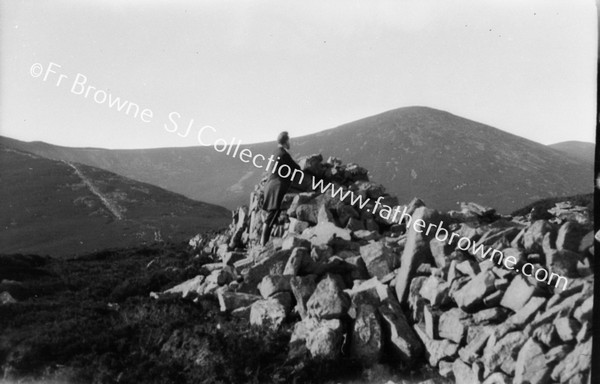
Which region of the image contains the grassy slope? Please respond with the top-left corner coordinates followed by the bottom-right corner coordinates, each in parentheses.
top-left (0, 147), bottom-right (230, 257)
top-left (0, 244), bottom-right (445, 384)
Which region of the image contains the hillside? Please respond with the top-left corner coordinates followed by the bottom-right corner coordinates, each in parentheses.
top-left (1, 107), bottom-right (594, 213)
top-left (0, 146), bottom-right (230, 256)
top-left (548, 140), bottom-right (595, 164)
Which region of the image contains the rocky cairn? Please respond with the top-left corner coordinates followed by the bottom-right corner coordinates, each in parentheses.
top-left (160, 154), bottom-right (594, 384)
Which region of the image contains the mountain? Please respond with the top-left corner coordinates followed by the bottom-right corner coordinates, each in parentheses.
top-left (0, 145), bottom-right (230, 256)
top-left (1, 106), bottom-right (594, 213)
top-left (548, 141), bottom-right (595, 165)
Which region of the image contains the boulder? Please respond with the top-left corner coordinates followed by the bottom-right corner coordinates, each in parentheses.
top-left (249, 298), bottom-right (288, 329)
top-left (281, 235), bottom-right (312, 251)
top-left (414, 324), bottom-right (459, 367)
top-left (290, 274), bottom-right (317, 319)
top-left (350, 304), bottom-right (383, 366)
top-left (438, 308), bottom-right (470, 344)
top-left (163, 275), bottom-right (206, 298)
top-left (217, 291), bottom-right (261, 312)
top-left (452, 270), bottom-right (496, 312)
top-left (378, 299), bottom-right (424, 365)
top-left (556, 221), bottom-right (589, 253)
top-left (359, 241), bottom-right (396, 280)
top-left (452, 360), bottom-right (481, 384)
top-left (0, 291), bottom-right (17, 305)
top-left (306, 274), bottom-right (350, 320)
top-left (288, 217), bottom-right (311, 234)
top-left (419, 275), bottom-right (451, 307)
top-left (523, 220), bottom-right (554, 254)
top-left (290, 318), bottom-right (345, 360)
top-left (283, 247), bottom-right (313, 275)
top-left (395, 207), bottom-right (440, 304)
top-left (550, 339), bottom-right (592, 383)
top-left (482, 331), bottom-right (528, 376)
top-left (301, 222), bottom-right (351, 247)
top-left (258, 275), bottom-right (291, 298)
top-left (500, 275), bottom-right (536, 312)
top-left (515, 338), bottom-right (552, 384)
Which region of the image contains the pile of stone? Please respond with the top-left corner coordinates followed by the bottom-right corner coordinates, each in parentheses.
top-left (162, 154), bottom-right (594, 383)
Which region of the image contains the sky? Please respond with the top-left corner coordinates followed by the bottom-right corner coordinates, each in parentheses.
top-left (0, 0), bottom-right (597, 149)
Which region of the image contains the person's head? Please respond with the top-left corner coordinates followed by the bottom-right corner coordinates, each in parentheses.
top-left (277, 131), bottom-right (290, 149)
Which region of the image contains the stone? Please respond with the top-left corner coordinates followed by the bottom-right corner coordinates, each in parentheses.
top-left (408, 276), bottom-right (428, 323)
top-left (473, 307), bottom-right (507, 324)
top-left (163, 275), bottom-right (206, 298)
top-left (283, 247), bottom-right (313, 276)
top-left (337, 204), bottom-right (360, 227)
top-left (350, 304), bottom-right (383, 366)
top-left (217, 291), bottom-right (261, 312)
top-left (258, 275), bottom-right (291, 298)
top-left (458, 326), bottom-right (492, 364)
top-left (551, 339), bottom-right (592, 383)
top-left (483, 290), bottom-right (504, 307)
top-left (306, 274), bottom-right (351, 320)
top-left (523, 220), bottom-right (554, 253)
top-left (419, 275), bottom-right (450, 307)
top-left (532, 323), bottom-right (557, 347)
top-left (301, 222), bottom-right (351, 246)
top-left (452, 360), bottom-right (480, 384)
top-left (573, 295), bottom-right (593, 323)
top-left (288, 217), bottom-right (310, 234)
top-left (452, 270), bottom-right (496, 312)
top-left (438, 361), bottom-right (454, 379)
top-left (299, 318), bottom-right (345, 360)
top-left (482, 331), bottom-right (528, 376)
top-left (556, 221), bottom-right (589, 253)
top-left (414, 324), bottom-right (459, 367)
top-left (482, 372), bottom-right (511, 384)
top-left (378, 299), bottom-right (424, 365)
top-left (515, 338), bottom-right (552, 384)
top-left (515, 295), bottom-right (547, 324)
top-left (359, 241), bottom-right (396, 280)
top-left (345, 217), bottom-right (365, 231)
top-left (317, 204), bottom-right (335, 224)
top-left (240, 249), bottom-right (292, 294)
top-left (249, 298), bottom-right (287, 329)
top-left (352, 230), bottom-right (380, 242)
top-left (281, 235), bottom-right (312, 251)
top-left (290, 275), bottom-right (317, 319)
top-left (547, 249), bottom-right (581, 278)
top-left (553, 316), bottom-right (580, 342)
top-left (456, 259), bottom-right (481, 277)
top-left (423, 305), bottom-right (439, 339)
top-left (500, 275), bottom-right (536, 312)
top-left (0, 291), bottom-right (17, 304)
top-left (429, 238), bottom-right (454, 269)
top-left (347, 277), bottom-right (390, 306)
top-left (222, 251), bottom-right (246, 266)
top-left (295, 203), bottom-right (319, 225)
top-left (438, 308), bottom-right (469, 344)
top-left (311, 245), bottom-right (333, 263)
top-left (395, 207), bottom-right (440, 304)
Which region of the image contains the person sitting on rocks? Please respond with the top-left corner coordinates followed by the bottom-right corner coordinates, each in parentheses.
top-left (261, 131), bottom-right (302, 246)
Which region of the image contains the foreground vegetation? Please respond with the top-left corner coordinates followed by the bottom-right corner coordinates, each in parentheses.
top-left (0, 243), bottom-right (440, 384)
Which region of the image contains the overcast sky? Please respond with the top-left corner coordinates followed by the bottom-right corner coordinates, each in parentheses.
top-left (0, 0), bottom-right (597, 149)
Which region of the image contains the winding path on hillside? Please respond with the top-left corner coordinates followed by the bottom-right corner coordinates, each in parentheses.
top-left (65, 161), bottom-right (124, 220)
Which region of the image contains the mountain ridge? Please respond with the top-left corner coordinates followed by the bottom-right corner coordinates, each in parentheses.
top-left (1, 106), bottom-right (593, 213)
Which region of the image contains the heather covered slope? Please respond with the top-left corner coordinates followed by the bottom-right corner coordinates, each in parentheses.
top-left (1, 107), bottom-right (593, 213)
top-left (548, 140), bottom-right (595, 165)
top-left (0, 146), bottom-right (230, 256)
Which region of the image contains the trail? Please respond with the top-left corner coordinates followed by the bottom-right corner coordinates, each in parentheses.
top-left (65, 161), bottom-right (124, 220)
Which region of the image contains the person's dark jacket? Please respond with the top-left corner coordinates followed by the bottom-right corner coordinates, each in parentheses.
top-left (262, 147), bottom-right (301, 211)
